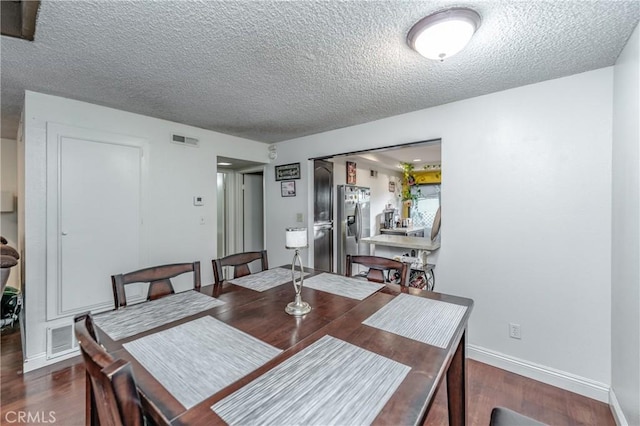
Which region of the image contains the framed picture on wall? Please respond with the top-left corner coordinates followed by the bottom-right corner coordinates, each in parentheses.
top-left (281, 180), bottom-right (296, 197)
top-left (275, 163), bottom-right (301, 181)
top-left (346, 161), bottom-right (356, 185)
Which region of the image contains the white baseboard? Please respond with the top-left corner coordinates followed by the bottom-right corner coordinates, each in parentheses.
top-left (22, 352), bottom-right (48, 373)
top-left (609, 389), bottom-right (629, 426)
top-left (23, 350), bottom-right (78, 373)
top-left (467, 344), bottom-right (610, 403)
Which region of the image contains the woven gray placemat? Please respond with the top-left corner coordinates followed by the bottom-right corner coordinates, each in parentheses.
top-left (123, 316), bottom-right (282, 409)
top-left (303, 272), bottom-right (384, 300)
top-left (94, 290), bottom-right (225, 340)
top-left (212, 335), bottom-right (410, 425)
top-left (229, 268), bottom-right (308, 292)
top-left (363, 293), bottom-right (467, 349)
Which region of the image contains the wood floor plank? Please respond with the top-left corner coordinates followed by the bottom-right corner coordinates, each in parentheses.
top-left (1, 326), bottom-right (615, 425)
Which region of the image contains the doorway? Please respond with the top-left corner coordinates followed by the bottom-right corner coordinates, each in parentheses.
top-left (216, 156), bottom-right (266, 263)
top-left (312, 139), bottom-right (441, 274)
top-left (243, 172), bottom-right (264, 252)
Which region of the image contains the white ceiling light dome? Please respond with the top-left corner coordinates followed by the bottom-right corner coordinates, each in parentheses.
top-left (408, 8), bottom-right (481, 61)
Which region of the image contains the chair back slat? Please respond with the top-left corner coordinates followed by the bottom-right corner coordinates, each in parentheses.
top-left (365, 269), bottom-right (386, 283)
top-left (147, 279), bottom-right (175, 300)
top-left (234, 264), bottom-right (251, 279)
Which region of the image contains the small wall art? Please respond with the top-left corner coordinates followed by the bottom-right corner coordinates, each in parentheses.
top-left (281, 180), bottom-right (296, 197)
top-left (346, 161), bottom-right (356, 185)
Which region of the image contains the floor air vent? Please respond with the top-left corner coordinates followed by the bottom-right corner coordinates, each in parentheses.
top-left (47, 324), bottom-right (76, 358)
top-left (171, 133), bottom-right (199, 147)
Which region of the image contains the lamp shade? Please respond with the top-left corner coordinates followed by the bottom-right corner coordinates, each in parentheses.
top-left (407, 8), bottom-right (480, 61)
top-left (285, 227), bottom-right (308, 249)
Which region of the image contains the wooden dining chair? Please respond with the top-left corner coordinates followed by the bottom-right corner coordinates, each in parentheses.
top-left (345, 255), bottom-right (409, 286)
top-left (212, 250), bottom-right (268, 285)
top-left (74, 313), bottom-right (145, 426)
top-left (111, 261), bottom-right (201, 309)
top-left (75, 312), bottom-right (102, 426)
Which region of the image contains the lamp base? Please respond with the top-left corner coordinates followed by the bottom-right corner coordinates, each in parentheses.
top-left (285, 296), bottom-right (311, 316)
top-left (285, 250), bottom-right (311, 316)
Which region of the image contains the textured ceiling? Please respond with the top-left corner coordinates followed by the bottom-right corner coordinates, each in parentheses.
top-left (1, 1), bottom-right (638, 142)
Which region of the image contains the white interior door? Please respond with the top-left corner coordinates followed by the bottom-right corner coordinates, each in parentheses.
top-left (47, 124), bottom-right (144, 318)
top-left (216, 173), bottom-right (227, 258)
top-left (243, 173), bottom-right (264, 252)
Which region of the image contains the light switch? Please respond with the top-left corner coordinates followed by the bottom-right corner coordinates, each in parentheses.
top-left (193, 196), bottom-right (204, 206)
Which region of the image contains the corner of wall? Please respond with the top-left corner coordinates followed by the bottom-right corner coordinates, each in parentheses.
top-left (609, 388), bottom-right (630, 426)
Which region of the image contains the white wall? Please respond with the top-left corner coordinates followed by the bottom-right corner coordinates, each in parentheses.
top-left (267, 68), bottom-right (613, 398)
top-left (22, 91), bottom-right (268, 370)
top-left (611, 23), bottom-right (640, 426)
top-left (1, 138), bottom-right (20, 288)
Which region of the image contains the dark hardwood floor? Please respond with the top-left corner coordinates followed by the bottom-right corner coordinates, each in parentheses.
top-left (1, 325), bottom-right (615, 425)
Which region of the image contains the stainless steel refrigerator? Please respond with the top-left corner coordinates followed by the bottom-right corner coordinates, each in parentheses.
top-left (337, 185), bottom-right (371, 275)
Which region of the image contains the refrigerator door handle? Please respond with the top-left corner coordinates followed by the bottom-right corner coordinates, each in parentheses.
top-left (355, 203), bottom-right (361, 244)
top-left (314, 225), bottom-right (333, 231)
top-left (313, 221), bottom-right (333, 229)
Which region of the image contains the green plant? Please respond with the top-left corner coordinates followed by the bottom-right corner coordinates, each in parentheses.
top-left (400, 162), bottom-right (418, 202)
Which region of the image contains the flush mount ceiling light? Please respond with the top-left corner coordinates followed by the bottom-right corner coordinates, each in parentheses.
top-left (407, 7), bottom-right (481, 61)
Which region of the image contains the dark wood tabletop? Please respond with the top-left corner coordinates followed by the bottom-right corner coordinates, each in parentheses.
top-left (95, 266), bottom-right (473, 426)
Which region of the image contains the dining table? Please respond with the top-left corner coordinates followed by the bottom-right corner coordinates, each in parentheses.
top-left (93, 265), bottom-right (474, 425)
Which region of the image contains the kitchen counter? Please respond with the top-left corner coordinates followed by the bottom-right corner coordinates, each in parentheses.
top-left (360, 234), bottom-right (440, 251)
top-left (380, 226), bottom-right (424, 237)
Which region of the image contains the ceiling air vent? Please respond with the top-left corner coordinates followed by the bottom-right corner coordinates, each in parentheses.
top-left (171, 133), bottom-right (199, 148)
top-left (1, 0), bottom-right (40, 41)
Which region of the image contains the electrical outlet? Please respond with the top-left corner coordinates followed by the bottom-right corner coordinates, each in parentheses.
top-left (199, 216), bottom-right (205, 225)
top-left (509, 323), bottom-right (522, 339)
top-left (296, 213), bottom-right (303, 222)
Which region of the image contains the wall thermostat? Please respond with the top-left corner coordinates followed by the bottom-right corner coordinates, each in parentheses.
top-left (193, 196), bottom-right (204, 206)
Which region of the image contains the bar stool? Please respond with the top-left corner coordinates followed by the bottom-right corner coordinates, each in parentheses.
top-left (490, 407), bottom-right (546, 426)
top-left (408, 264), bottom-right (435, 291)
